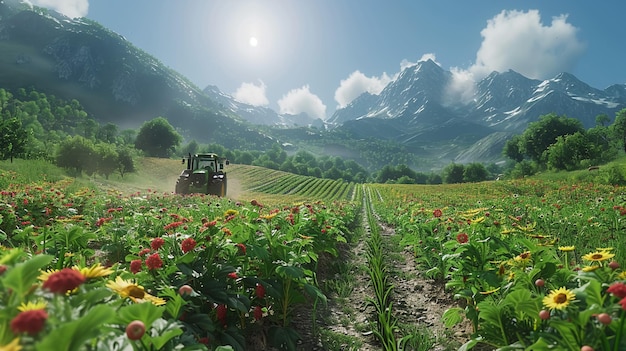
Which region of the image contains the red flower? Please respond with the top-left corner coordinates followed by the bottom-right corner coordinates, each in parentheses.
top-left (181, 238), bottom-right (197, 253)
top-left (145, 253), bottom-right (163, 270)
top-left (11, 309), bottom-right (48, 335)
top-left (42, 268), bottom-right (86, 294)
top-left (607, 282), bottom-right (626, 299)
top-left (130, 259), bottom-right (143, 274)
top-left (138, 248), bottom-right (151, 257)
top-left (151, 237), bottom-right (165, 250)
top-left (217, 304), bottom-right (227, 326)
top-left (0, 265), bottom-right (6, 275)
top-left (456, 233), bottom-right (469, 244)
top-left (433, 209), bottom-right (443, 218)
top-left (255, 283), bottom-right (265, 299)
top-left (228, 272), bottom-right (238, 279)
top-left (236, 243), bottom-right (246, 255)
top-left (620, 297), bottom-right (626, 311)
top-left (198, 337), bottom-right (210, 345)
top-left (253, 306), bottom-right (263, 320)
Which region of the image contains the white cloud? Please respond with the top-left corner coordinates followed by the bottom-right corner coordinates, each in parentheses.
top-left (334, 54), bottom-right (440, 108)
top-left (472, 10), bottom-right (585, 79)
top-left (400, 53), bottom-right (440, 71)
top-left (24, 0), bottom-right (89, 18)
top-left (233, 81), bottom-right (269, 107)
top-left (278, 85), bottom-right (326, 120)
top-left (334, 70), bottom-right (392, 108)
top-left (447, 9), bottom-right (585, 104)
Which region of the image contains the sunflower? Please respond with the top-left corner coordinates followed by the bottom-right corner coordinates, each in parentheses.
top-left (543, 287), bottom-right (576, 310)
top-left (514, 251), bottom-right (532, 264)
top-left (106, 276), bottom-right (166, 306)
top-left (74, 263), bottom-right (114, 279)
top-left (18, 301), bottom-right (47, 312)
top-left (558, 246), bottom-right (575, 252)
top-left (582, 251), bottom-right (615, 262)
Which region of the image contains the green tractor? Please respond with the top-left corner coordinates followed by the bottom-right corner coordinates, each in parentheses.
top-left (175, 153), bottom-right (228, 196)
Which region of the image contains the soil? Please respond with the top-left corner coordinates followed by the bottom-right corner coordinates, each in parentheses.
top-left (252, 198), bottom-right (475, 351)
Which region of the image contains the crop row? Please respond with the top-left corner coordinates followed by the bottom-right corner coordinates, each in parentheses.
top-left (229, 165), bottom-right (355, 202)
top-left (368, 180), bottom-right (626, 350)
top-left (0, 175), bottom-right (358, 350)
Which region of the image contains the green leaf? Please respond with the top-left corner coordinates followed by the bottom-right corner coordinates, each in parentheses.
top-left (116, 302), bottom-right (163, 328)
top-left (503, 289), bottom-right (539, 319)
top-left (2, 254), bottom-right (53, 298)
top-left (276, 265), bottom-right (304, 279)
top-left (303, 283), bottom-right (327, 306)
top-left (36, 304), bottom-right (115, 351)
top-left (442, 307), bottom-right (464, 328)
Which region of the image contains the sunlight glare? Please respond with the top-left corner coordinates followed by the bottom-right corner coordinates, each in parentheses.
top-left (249, 36), bottom-right (258, 47)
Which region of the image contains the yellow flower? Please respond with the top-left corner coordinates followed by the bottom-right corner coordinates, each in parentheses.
top-left (582, 251), bottom-right (615, 262)
top-left (259, 213), bottom-right (277, 220)
top-left (514, 251), bottom-right (532, 264)
top-left (75, 263), bottom-right (114, 279)
top-left (479, 287), bottom-right (501, 295)
top-left (582, 265), bottom-right (600, 272)
top-left (223, 209), bottom-right (239, 217)
top-left (543, 287), bottom-right (576, 310)
top-left (0, 338), bottom-right (22, 351)
top-left (106, 276), bottom-right (166, 306)
top-left (618, 271), bottom-right (626, 280)
top-left (18, 300), bottom-right (47, 312)
top-left (558, 246), bottom-right (575, 252)
top-left (470, 216), bottom-right (485, 224)
top-left (38, 269), bottom-right (58, 282)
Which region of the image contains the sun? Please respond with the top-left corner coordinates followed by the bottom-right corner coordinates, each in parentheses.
top-left (249, 36), bottom-right (258, 47)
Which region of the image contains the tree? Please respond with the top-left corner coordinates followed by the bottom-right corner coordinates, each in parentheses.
top-left (463, 163), bottom-right (489, 182)
top-left (519, 113), bottom-right (584, 162)
top-left (443, 163), bottom-right (465, 184)
top-left (116, 146), bottom-right (136, 178)
top-left (95, 143), bottom-right (119, 179)
top-left (56, 136), bottom-right (97, 175)
top-left (134, 117), bottom-right (182, 157)
top-left (0, 117), bottom-right (29, 162)
top-left (611, 108), bottom-right (626, 153)
top-left (503, 135), bottom-right (524, 162)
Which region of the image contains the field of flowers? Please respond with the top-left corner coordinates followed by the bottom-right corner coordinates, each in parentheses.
top-left (369, 179), bottom-right (626, 350)
top-left (0, 166), bottom-right (358, 351)
top-left (2, 159), bottom-right (626, 351)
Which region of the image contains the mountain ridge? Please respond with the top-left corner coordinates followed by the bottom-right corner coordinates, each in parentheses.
top-left (2, 2), bottom-right (626, 170)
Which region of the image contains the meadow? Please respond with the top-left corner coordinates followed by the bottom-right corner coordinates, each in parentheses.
top-left (0, 158), bottom-right (625, 351)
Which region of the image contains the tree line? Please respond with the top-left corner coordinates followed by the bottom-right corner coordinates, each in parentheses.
top-left (502, 110), bottom-right (626, 181)
top-left (3, 86), bottom-right (626, 185)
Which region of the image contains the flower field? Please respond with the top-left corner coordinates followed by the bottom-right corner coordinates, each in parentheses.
top-left (368, 180), bottom-right (626, 350)
top-left (1, 161), bottom-right (626, 351)
top-left (0, 165), bottom-right (358, 351)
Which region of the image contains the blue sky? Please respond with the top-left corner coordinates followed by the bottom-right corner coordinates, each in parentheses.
top-left (24, 1), bottom-right (626, 120)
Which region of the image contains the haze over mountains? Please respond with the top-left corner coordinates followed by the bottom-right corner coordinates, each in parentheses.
top-left (2, 1), bottom-right (626, 169)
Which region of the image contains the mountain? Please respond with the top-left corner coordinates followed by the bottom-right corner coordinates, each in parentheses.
top-left (0, 1), bottom-right (274, 150)
top-left (3, 1), bottom-right (626, 170)
top-left (328, 60), bottom-right (626, 164)
top-left (202, 85), bottom-right (324, 128)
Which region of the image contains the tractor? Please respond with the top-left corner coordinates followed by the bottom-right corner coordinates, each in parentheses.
top-left (175, 153), bottom-right (228, 196)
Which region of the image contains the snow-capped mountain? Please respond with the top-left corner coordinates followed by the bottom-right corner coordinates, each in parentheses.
top-left (330, 59), bottom-right (626, 134)
top-left (324, 59), bottom-right (626, 162)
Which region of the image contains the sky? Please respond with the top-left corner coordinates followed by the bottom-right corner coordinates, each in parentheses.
top-left (23, 0), bottom-right (626, 120)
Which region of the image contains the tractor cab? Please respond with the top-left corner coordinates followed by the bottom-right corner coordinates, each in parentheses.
top-left (175, 153), bottom-right (228, 196)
